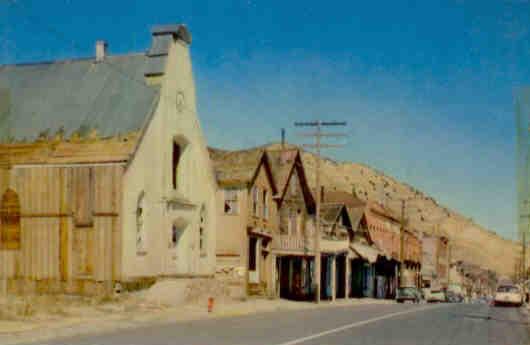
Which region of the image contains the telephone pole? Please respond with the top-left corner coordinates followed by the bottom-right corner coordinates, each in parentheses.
top-left (522, 230), bottom-right (526, 283)
top-left (295, 120), bottom-right (346, 303)
top-left (521, 199), bottom-right (530, 282)
top-left (447, 237), bottom-right (451, 287)
top-left (399, 199), bottom-right (406, 286)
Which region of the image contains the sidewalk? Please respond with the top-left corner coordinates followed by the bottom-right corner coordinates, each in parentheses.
top-left (0, 296), bottom-right (393, 345)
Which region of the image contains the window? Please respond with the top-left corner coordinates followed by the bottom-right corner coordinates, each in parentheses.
top-left (224, 188), bottom-right (239, 214)
top-left (172, 224), bottom-right (183, 248)
top-left (136, 192), bottom-right (146, 254)
top-left (199, 206), bottom-right (207, 257)
top-left (263, 190), bottom-right (268, 219)
top-left (172, 142), bottom-right (181, 190)
top-left (279, 208), bottom-right (289, 234)
top-left (296, 209), bottom-right (302, 235)
top-left (289, 172), bottom-right (298, 196)
top-left (288, 209), bottom-right (297, 235)
top-left (0, 189), bottom-right (20, 250)
top-left (252, 186), bottom-right (259, 217)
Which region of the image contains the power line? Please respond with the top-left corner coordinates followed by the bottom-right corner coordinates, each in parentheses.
top-left (3, 0), bottom-right (159, 96)
top-left (1, 0), bottom-right (206, 138)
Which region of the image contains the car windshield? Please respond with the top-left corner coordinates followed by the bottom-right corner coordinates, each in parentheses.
top-left (399, 288), bottom-right (416, 295)
top-left (497, 286), bottom-right (519, 293)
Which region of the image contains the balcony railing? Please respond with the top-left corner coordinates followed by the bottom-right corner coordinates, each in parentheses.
top-left (273, 235), bottom-right (314, 252)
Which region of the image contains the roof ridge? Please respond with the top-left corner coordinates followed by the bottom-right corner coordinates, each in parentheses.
top-left (0, 52), bottom-right (146, 68)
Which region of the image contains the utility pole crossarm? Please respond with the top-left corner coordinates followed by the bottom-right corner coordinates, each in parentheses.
top-left (297, 133), bottom-right (348, 138)
top-left (295, 121), bottom-right (347, 127)
top-left (302, 144), bottom-right (345, 148)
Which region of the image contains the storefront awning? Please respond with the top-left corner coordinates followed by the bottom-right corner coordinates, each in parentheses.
top-left (321, 239), bottom-right (349, 254)
top-left (351, 242), bottom-right (381, 264)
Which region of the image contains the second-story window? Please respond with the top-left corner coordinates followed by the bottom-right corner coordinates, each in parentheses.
top-left (263, 190), bottom-right (268, 219)
top-left (252, 186), bottom-right (259, 217)
top-left (224, 188), bottom-right (239, 215)
top-left (289, 172), bottom-right (298, 196)
top-left (136, 192), bottom-right (146, 255)
top-left (279, 208), bottom-right (289, 234)
top-left (288, 209), bottom-right (297, 235)
top-left (172, 142), bottom-right (181, 190)
top-left (296, 209), bottom-right (302, 235)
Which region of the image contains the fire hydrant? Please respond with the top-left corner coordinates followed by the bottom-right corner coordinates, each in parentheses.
top-left (208, 297), bottom-right (214, 313)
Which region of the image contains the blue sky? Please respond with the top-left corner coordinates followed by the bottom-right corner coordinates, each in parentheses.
top-left (1, 0), bottom-right (530, 240)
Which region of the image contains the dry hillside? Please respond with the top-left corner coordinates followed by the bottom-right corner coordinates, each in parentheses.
top-left (264, 143), bottom-right (520, 277)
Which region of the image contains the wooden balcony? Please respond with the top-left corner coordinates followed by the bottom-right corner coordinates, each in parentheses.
top-left (273, 235), bottom-right (314, 254)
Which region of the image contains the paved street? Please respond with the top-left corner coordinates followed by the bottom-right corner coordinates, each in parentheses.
top-left (25, 303), bottom-right (529, 345)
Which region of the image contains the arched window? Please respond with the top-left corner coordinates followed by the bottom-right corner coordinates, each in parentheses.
top-left (0, 189), bottom-right (21, 250)
top-left (136, 192), bottom-right (146, 254)
top-left (199, 206), bottom-right (207, 257)
top-left (171, 218), bottom-right (187, 250)
top-left (172, 142), bottom-right (181, 190)
top-left (172, 136), bottom-right (190, 191)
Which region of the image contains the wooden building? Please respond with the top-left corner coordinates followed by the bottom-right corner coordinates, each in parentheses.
top-left (421, 232), bottom-right (449, 289)
top-left (210, 148), bottom-right (279, 298)
top-left (319, 203), bottom-right (354, 300)
top-left (0, 24), bottom-right (218, 295)
top-left (268, 149), bottom-right (316, 300)
top-left (362, 202), bottom-right (422, 298)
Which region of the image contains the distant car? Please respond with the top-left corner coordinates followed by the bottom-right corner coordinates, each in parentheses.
top-left (494, 285), bottom-right (523, 307)
top-left (427, 289), bottom-right (446, 303)
top-left (396, 287), bottom-right (421, 303)
top-left (446, 291), bottom-right (463, 303)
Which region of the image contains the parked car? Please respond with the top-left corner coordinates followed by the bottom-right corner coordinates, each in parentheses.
top-left (396, 287), bottom-right (421, 303)
top-left (494, 285), bottom-right (524, 307)
top-left (446, 290), bottom-right (463, 303)
top-left (426, 289), bottom-right (446, 303)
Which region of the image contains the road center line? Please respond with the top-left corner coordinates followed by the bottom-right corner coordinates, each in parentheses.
top-left (271, 304), bottom-right (451, 345)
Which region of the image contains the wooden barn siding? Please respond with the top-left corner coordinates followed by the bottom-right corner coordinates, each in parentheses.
top-left (0, 165), bottom-right (123, 286)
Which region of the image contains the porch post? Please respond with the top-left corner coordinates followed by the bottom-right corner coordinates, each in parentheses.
top-left (331, 255), bottom-right (336, 301)
top-left (270, 253), bottom-right (276, 298)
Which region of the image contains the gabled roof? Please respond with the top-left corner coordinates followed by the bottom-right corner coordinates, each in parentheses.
top-left (367, 201), bottom-right (401, 224)
top-left (208, 147), bottom-right (278, 193)
top-left (209, 144), bottom-right (315, 210)
top-left (0, 54), bottom-right (159, 144)
top-left (268, 149), bottom-right (315, 212)
top-left (322, 190), bottom-right (365, 207)
top-left (320, 203), bottom-right (345, 225)
top-left (266, 149), bottom-right (299, 193)
top-left (322, 190), bottom-right (365, 230)
top-left (0, 24), bottom-right (190, 144)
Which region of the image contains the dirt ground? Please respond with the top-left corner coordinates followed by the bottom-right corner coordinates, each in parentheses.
top-left (0, 281), bottom-right (394, 345)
